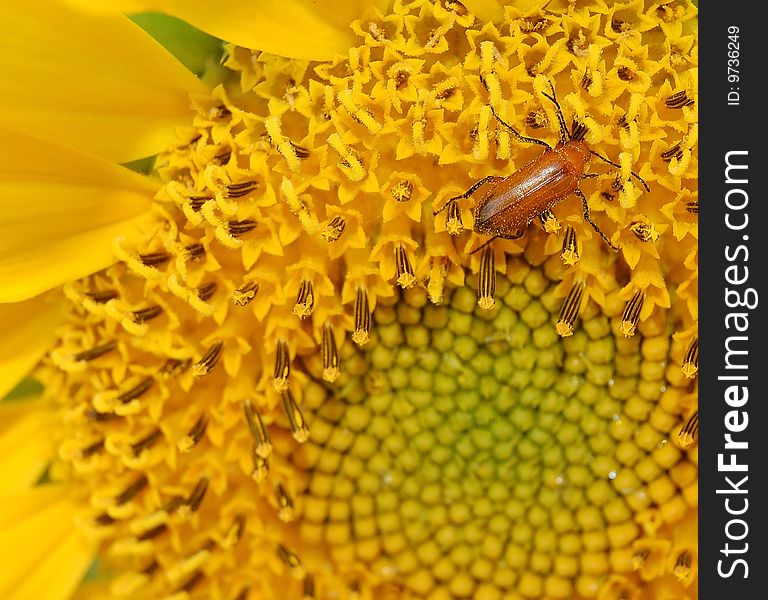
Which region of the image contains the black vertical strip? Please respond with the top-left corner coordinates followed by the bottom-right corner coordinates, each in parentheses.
top-left (699, 3), bottom-right (766, 596)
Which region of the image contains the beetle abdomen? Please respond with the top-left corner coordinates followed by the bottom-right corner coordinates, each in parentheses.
top-left (474, 148), bottom-right (581, 235)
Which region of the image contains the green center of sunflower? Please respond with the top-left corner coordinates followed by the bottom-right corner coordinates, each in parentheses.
top-left (293, 258), bottom-right (677, 599)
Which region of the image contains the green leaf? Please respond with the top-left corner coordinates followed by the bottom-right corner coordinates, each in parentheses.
top-left (130, 12), bottom-right (223, 77)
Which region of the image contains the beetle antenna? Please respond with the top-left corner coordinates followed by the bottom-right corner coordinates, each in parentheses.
top-left (540, 80), bottom-right (569, 145)
top-left (574, 188), bottom-right (619, 251)
top-left (589, 151), bottom-right (650, 192)
top-left (489, 107), bottom-right (551, 150)
top-left (468, 236), bottom-right (498, 255)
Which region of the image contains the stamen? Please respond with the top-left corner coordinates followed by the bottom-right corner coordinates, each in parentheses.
top-left (272, 340), bottom-right (291, 392)
top-left (73, 340), bottom-right (117, 362)
top-left (115, 474), bottom-right (149, 505)
top-left (132, 305), bottom-right (163, 323)
top-left (188, 196), bottom-right (212, 211)
top-left (661, 142), bottom-right (684, 162)
top-left (477, 246), bottom-right (496, 310)
top-left (80, 439), bottom-right (105, 458)
top-left (276, 483), bottom-right (296, 522)
top-left (197, 282), bottom-right (217, 302)
top-left (193, 341), bottom-right (224, 377)
top-left (390, 180), bottom-right (414, 202)
top-left (276, 544), bottom-right (306, 579)
top-left (131, 428), bottom-right (163, 457)
top-left (138, 523), bottom-right (168, 541)
top-left (227, 219), bottom-right (258, 237)
top-left (631, 548), bottom-right (650, 570)
top-left (290, 141), bottom-right (310, 159)
top-left (665, 90), bottom-right (695, 109)
top-left (560, 226), bottom-right (579, 266)
top-left (177, 571), bottom-right (204, 593)
top-left (117, 377), bottom-right (154, 404)
top-left (539, 209), bottom-right (560, 233)
top-left (227, 514), bottom-right (247, 547)
top-left (321, 323), bottom-right (340, 382)
top-left (224, 180), bottom-right (258, 199)
top-left (556, 281), bottom-right (584, 337)
top-left (395, 245), bottom-right (416, 288)
top-left (85, 289), bottom-right (118, 303)
top-left (681, 337), bottom-right (698, 378)
top-left (321, 216), bottom-right (346, 242)
top-left (677, 410), bottom-right (698, 448)
top-left (293, 280), bottom-right (315, 319)
top-left (139, 252), bottom-right (171, 267)
top-left (234, 587), bottom-right (249, 600)
top-left (178, 415), bottom-right (208, 453)
top-left (686, 201), bottom-right (699, 214)
top-left (619, 290), bottom-right (645, 337)
top-left (85, 408), bottom-right (120, 422)
top-left (352, 287), bottom-right (371, 345)
top-left (629, 222), bottom-right (660, 243)
top-left (243, 400), bottom-right (272, 459)
top-left (673, 549), bottom-right (694, 583)
top-left (94, 512), bottom-right (116, 526)
top-left (281, 389), bottom-right (310, 443)
top-left (445, 199), bottom-right (463, 235)
top-left (232, 281), bottom-right (259, 306)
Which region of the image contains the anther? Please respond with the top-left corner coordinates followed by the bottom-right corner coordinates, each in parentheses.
top-left (85, 408), bottom-right (121, 422)
top-left (188, 196), bottom-right (211, 211)
top-left (272, 340), bottom-right (291, 392)
top-left (80, 438), bottom-right (105, 458)
top-left (131, 428), bottom-right (163, 457)
top-left (445, 199), bottom-right (463, 235)
top-left (233, 586), bottom-right (249, 600)
top-left (390, 180), bottom-right (414, 202)
top-left (193, 341), bottom-right (224, 377)
top-left (293, 280), bottom-right (315, 319)
top-left (224, 180), bottom-right (258, 199)
top-left (477, 246), bottom-right (496, 310)
top-left (321, 323), bottom-right (340, 382)
top-left (661, 142), bottom-right (684, 162)
top-left (159, 357), bottom-right (191, 377)
top-left (673, 550), bottom-right (694, 583)
top-left (132, 305), bottom-right (163, 323)
top-left (395, 245), bottom-right (416, 288)
top-left (243, 400), bottom-right (272, 459)
top-left (177, 571), bottom-right (204, 593)
top-left (142, 560), bottom-right (159, 576)
top-left (290, 141), bottom-right (310, 159)
top-left (227, 219), bottom-right (257, 237)
top-left (73, 340), bottom-right (117, 362)
top-left (686, 201), bottom-right (699, 214)
top-left (94, 512), bottom-right (116, 526)
top-left (619, 290), bottom-right (645, 337)
top-left (85, 289), bottom-right (118, 303)
top-left (677, 410), bottom-right (698, 448)
top-left (185, 242), bottom-right (206, 260)
top-left (352, 287), bottom-right (371, 345)
top-left (665, 90), bottom-right (695, 109)
top-left (681, 337), bottom-right (698, 378)
top-left (281, 389), bottom-right (310, 443)
top-left (629, 222), bottom-right (660, 243)
top-left (232, 281), bottom-right (259, 306)
top-left (178, 415), bottom-right (208, 453)
top-left (560, 226), bottom-right (579, 265)
top-left (539, 209), bottom-right (560, 233)
top-left (321, 216), bottom-right (346, 242)
top-left (139, 252), bottom-right (171, 267)
top-left (118, 377), bottom-right (154, 404)
top-left (115, 474), bottom-right (149, 505)
top-left (251, 450), bottom-right (269, 483)
top-left (185, 477), bottom-right (209, 513)
top-left (303, 575), bottom-right (316, 599)
top-left (197, 281), bottom-right (217, 302)
top-left (138, 523), bottom-right (168, 541)
top-left (276, 544), bottom-right (306, 579)
top-left (631, 548), bottom-right (650, 570)
top-left (276, 483), bottom-right (296, 522)
top-left (556, 281), bottom-right (584, 337)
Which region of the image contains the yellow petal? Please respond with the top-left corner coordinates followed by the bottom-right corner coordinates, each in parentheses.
top-left (0, 486), bottom-right (95, 600)
top-left (0, 1), bottom-right (206, 163)
top-left (0, 294), bottom-right (63, 400)
top-left (0, 127), bottom-right (156, 302)
top-left (0, 397), bottom-right (56, 493)
top-left (67, 0), bottom-right (391, 61)
top-left (463, 0), bottom-right (506, 22)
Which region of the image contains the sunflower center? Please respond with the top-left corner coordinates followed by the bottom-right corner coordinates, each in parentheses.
top-left (294, 259), bottom-right (679, 599)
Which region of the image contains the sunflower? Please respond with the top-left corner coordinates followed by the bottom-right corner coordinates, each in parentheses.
top-left (0, 0), bottom-right (698, 599)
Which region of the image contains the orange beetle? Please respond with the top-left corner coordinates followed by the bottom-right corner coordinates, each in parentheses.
top-left (435, 82), bottom-right (649, 251)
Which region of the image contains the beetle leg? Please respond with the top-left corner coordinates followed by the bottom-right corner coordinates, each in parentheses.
top-left (588, 151), bottom-right (651, 192)
top-left (433, 175), bottom-right (504, 215)
top-left (574, 188), bottom-right (619, 251)
top-left (580, 172), bottom-right (601, 179)
top-left (540, 81), bottom-right (570, 145)
top-left (489, 107), bottom-right (551, 150)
